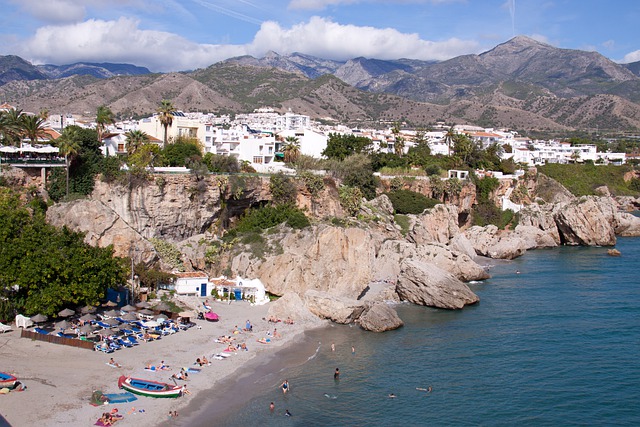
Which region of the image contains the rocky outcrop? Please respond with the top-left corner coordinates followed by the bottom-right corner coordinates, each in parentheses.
top-left (464, 225), bottom-right (529, 259)
top-left (554, 196), bottom-right (617, 245)
top-left (267, 293), bottom-right (325, 327)
top-left (396, 259), bottom-right (479, 309)
top-left (518, 203), bottom-right (562, 245)
top-left (615, 212), bottom-right (640, 237)
top-left (407, 204), bottom-right (460, 245)
top-left (356, 303), bottom-right (404, 332)
top-left (304, 290), bottom-right (366, 323)
top-left (46, 198), bottom-right (157, 262)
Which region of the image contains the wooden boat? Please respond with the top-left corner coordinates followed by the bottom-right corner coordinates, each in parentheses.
top-left (204, 311), bottom-right (219, 322)
top-left (117, 375), bottom-right (182, 398)
top-left (0, 372), bottom-right (17, 389)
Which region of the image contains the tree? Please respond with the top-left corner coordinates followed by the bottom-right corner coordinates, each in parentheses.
top-left (0, 189), bottom-right (128, 316)
top-left (444, 125), bottom-right (456, 157)
top-left (162, 137), bottom-right (202, 166)
top-left (95, 105), bottom-right (115, 143)
top-left (157, 100), bottom-right (175, 148)
top-left (282, 136), bottom-right (301, 163)
top-left (125, 130), bottom-right (150, 156)
top-left (322, 133), bottom-right (373, 160)
top-left (20, 114), bottom-right (50, 145)
top-left (56, 127), bottom-right (82, 197)
top-left (0, 108), bottom-right (24, 146)
top-left (391, 124), bottom-right (405, 156)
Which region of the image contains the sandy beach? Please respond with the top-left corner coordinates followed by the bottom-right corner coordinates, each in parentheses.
top-left (0, 297), bottom-right (320, 426)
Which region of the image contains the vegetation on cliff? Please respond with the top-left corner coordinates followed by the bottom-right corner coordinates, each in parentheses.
top-left (0, 189), bottom-right (128, 320)
top-left (538, 163), bottom-right (640, 196)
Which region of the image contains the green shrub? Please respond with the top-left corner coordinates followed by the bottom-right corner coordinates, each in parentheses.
top-left (270, 173), bottom-right (297, 205)
top-left (473, 202), bottom-right (518, 229)
top-left (236, 204), bottom-right (310, 232)
top-left (394, 214), bottom-right (411, 236)
top-left (386, 189), bottom-right (439, 214)
top-left (538, 164), bottom-right (637, 196)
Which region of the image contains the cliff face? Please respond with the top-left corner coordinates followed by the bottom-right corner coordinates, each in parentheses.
top-left (42, 172), bottom-right (640, 332)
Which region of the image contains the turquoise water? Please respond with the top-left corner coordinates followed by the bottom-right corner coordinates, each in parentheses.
top-left (201, 238), bottom-right (640, 426)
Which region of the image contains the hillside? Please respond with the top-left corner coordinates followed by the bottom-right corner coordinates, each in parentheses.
top-left (0, 37), bottom-right (639, 131)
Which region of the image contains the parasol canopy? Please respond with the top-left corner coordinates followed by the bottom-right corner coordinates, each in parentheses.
top-left (102, 309), bottom-right (119, 318)
top-left (135, 301), bottom-right (150, 309)
top-left (102, 318), bottom-right (119, 326)
top-left (80, 305), bottom-right (97, 314)
top-left (142, 320), bottom-right (160, 328)
top-left (58, 308), bottom-right (75, 317)
top-left (79, 313), bottom-right (97, 322)
top-left (152, 302), bottom-right (172, 312)
top-left (122, 312), bottom-right (138, 321)
top-left (138, 308), bottom-right (154, 315)
top-left (55, 319), bottom-right (71, 330)
top-left (120, 304), bottom-right (137, 312)
top-left (30, 314), bottom-right (48, 323)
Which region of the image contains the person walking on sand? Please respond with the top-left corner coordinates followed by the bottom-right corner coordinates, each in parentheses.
top-left (281, 379), bottom-right (289, 394)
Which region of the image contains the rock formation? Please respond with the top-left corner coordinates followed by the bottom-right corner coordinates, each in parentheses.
top-left (356, 303), bottom-right (404, 332)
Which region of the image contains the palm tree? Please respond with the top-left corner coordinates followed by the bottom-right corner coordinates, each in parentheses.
top-left (1, 108), bottom-right (24, 146)
top-left (282, 136), bottom-right (301, 163)
top-left (56, 127), bottom-right (81, 197)
top-left (125, 130), bottom-right (150, 156)
top-left (157, 100), bottom-right (174, 148)
top-left (20, 114), bottom-right (50, 145)
top-left (444, 125), bottom-right (457, 157)
top-left (95, 105), bottom-right (115, 143)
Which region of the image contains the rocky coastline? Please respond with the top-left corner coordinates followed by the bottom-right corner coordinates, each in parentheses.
top-left (43, 171), bottom-right (640, 332)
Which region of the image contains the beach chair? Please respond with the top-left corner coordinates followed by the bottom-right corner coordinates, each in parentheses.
top-left (108, 341), bottom-right (122, 351)
top-left (116, 338), bottom-right (134, 348)
top-left (120, 327), bottom-right (134, 336)
top-left (125, 335), bottom-right (140, 346)
top-left (96, 321), bottom-right (111, 329)
top-left (34, 327), bottom-right (49, 335)
top-left (56, 332), bottom-right (75, 338)
top-left (94, 344), bottom-right (114, 353)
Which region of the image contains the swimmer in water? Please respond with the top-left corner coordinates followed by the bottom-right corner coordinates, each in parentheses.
top-left (334, 367), bottom-right (340, 380)
top-left (388, 393), bottom-right (396, 398)
top-left (285, 409), bottom-right (292, 417)
top-left (269, 402), bottom-right (275, 413)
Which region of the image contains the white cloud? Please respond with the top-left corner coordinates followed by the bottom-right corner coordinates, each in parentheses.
top-left (622, 50), bottom-right (640, 64)
top-left (13, 16), bottom-right (479, 72)
top-left (249, 17), bottom-right (479, 61)
top-left (11, 0), bottom-right (87, 24)
top-left (17, 18), bottom-right (247, 72)
top-left (288, 0), bottom-right (459, 11)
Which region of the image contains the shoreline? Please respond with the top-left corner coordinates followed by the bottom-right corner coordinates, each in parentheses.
top-left (0, 299), bottom-right (325, 427)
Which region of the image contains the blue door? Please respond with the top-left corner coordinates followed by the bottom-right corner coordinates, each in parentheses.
top-left (200, 283), bottom-right (207, 297)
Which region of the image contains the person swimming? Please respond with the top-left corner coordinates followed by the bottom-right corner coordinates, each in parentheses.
top-left (285, 409), bottom-right (292, 417)
top-left (334, 368), bottom-right (340, 380)
top-left (388, 393), bottom-right (396, 398)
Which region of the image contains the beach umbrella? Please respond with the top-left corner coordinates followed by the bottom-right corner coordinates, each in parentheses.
top-left (135, 301), bottom-right (150, 309)
top-left (79, 324), bottom-right (95, 334)
top-left (95, 328), bottom-right (116, 337)
top-left (138, 308), bottom-right (154, 315)
top-left (103, 309), bottom-right (119, 318)
top-left (104, 300), bottom-right (118, 307)
top-left (122, 312), bottom-right (138, 321)
top-left (79, 313), bottom-right (97, 322)
top-left (58, 308), bottom-right (75, 318)
top-left (80, 305), bottom-right (97, 314)
top-left (103, 318), bottom-right (119, 326)
top-left (155, 314), bottom-right (168, 321)
top-left (143, 320), bottom-right (160, 328)
top-left (120, 304), bottom-right (137, 312)
top-left (179, 311), bottom-right (195, 318)
top-left (152, 302), bottom-right (172, 312)
top-left (30, 314), bottom-right (48, 323)
top-left (55, 319), bottom-right (71, 330)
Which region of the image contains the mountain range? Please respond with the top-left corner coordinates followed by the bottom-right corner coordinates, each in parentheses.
top-left (1, 36), bottom-right (640, 133)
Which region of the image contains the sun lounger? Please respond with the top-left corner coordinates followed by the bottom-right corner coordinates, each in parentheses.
top-left (95, 344), bottom-right (114, 353)
top-left (34, 328), bottom-right (49, 335)
top-left (108, 342), bottom-right (122, 351)
top-left (116, 338), bottom-right (134, 348)
top-left (96, 321), bottom-right (111, 329)
top-left (0, 322), bottom-right (12, 333)
top-left (125, 336), bottom-right (139, 345)
top-left (56, 332), bottom-right (75, 338)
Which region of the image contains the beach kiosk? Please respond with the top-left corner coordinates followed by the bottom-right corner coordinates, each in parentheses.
top-left (174, 272), bottom-right (209, 296)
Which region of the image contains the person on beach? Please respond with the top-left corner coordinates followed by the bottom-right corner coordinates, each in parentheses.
top-left (270, 402), bottom-right (275, 413)
top-left (331, 342), bottom-right (335, 352)
top-left (182, 385), bottom-right (192, 395)
top-left (245, 320), bottom-right (253, 331)
top-left (334, 368), bottom-right (340, 380)
top-left (109, 358), bottom-right (121, 368)
top-left (281, 379), bottom-right (289, 394)
top-left (273, 328), bottom-right (281, 338)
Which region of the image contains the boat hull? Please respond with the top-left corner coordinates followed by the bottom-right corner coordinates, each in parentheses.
top-left (117, 375), bottom-right (182, 398)
top-left (0, 372), bottom-right (17, 389)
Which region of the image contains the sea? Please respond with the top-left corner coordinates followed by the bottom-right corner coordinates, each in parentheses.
top-left (179, 237), bottom-right (640, 427)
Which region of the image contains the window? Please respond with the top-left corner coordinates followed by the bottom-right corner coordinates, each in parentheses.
top-left (253, 156), bottom-right (263, 164)
top-left (117, 144), bottom-right (125, 152)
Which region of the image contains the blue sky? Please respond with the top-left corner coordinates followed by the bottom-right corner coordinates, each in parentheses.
top-left (1, 0), bottom-right (638, 72)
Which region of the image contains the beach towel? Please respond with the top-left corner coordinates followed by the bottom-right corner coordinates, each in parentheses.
top-left (184, 367), bottom-right (201, 373)
top-left (103, 392), bottom-right (137, 404)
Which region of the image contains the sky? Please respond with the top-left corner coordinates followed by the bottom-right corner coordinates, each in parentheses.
top-left (1, 0), bottom-right (639, 72)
